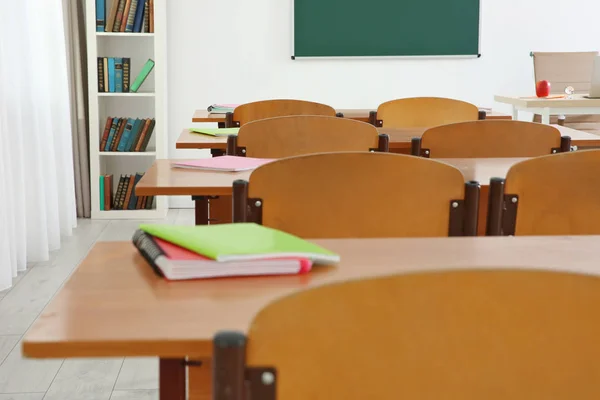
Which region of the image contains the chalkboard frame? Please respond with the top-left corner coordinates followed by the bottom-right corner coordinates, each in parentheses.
top-left (291, 0), bottom-right (482, 59)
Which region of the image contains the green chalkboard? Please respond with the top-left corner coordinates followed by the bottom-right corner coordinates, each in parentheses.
top-left (293, 0), bottom-right (480, 58)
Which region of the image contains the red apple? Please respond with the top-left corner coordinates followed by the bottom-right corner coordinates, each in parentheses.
top-left (536, 80), bottom-right (551, 97)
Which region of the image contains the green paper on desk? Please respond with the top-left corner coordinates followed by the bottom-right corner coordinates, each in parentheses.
top-left (139, 223), bottom-right (340, 264)
top-left (189, 127), bottom-right (240, 137)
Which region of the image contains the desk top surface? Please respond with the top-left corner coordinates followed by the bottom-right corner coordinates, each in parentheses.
top-left (23, 236), bottom-right (600, 359)
top-left (135, 157), bottom-right (525, 196)
top-left (192, 108), bottom-right (511, 123)
top-left (495, 94), bottom-right (600, 108)
top-left (176, 125), bottom-right (600, 150)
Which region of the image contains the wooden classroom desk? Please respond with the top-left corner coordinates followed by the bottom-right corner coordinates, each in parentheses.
top-left (495, 94), bottom-right (600, 124)
top-left (192, 108), bottom-right (512, 124)
top-left (176, 124), bottom-right (600, 151)
top-left (22, 236), bottom-right (600, 400)
top-left (136, 157), bottom-right (525, 234)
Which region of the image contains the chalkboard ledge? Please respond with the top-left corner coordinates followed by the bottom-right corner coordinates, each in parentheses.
top-left (291, 54), bottom-right (482, 60)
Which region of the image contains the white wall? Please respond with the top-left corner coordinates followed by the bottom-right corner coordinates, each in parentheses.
top-left (166, 0), bottom-right (600, 207)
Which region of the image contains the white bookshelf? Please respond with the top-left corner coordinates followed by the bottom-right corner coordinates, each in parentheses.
top-left (86, 0), bottom-right (168, 219)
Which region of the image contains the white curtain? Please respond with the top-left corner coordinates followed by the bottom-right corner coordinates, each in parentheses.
top-left (0, 0), bottom-right (77, 291)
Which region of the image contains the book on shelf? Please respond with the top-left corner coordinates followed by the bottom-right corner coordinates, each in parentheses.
top-left (101, 173), bottom-right (150, 210)
top-left (99, 0), bottom-right (154, 33)
top-left (131, 59), bottom-right (154, 92)
top-left (132, 230), bottom-right (312, 281)
top-left (97, 57), bottom-right (130, 93)
top-left (96, 0), bottom-right (106, 32)
top-left (100, 116), bottom-right (155, 152)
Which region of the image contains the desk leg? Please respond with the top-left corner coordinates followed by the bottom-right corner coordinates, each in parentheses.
top-left (218, 122), bottom-right (225, 128)
top-left (541, 108), bottom-right (551, 124)
top-left (193, 196), bottom-right (210, 225)
top-left (211, 149), bottom-right (225, 157)
top-left (159, 358), bottom-right (186, 400)
top-left (512, 106), bottom-right (519, 121)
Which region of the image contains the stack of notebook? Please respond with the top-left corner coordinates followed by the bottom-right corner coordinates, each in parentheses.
top-left (132, 223), bottom-right (340, 281)
top-left (206, 104), bottom-right (239, 113)
top-left (172, 156), bottom-right (273, 172)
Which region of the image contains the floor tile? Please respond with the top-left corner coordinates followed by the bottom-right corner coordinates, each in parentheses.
top-left (114, 358), bottom-right (158, 390)
top-left (110, 389), bottom-right (157, 400)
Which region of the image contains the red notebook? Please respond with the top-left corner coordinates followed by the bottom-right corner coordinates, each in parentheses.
top-left (132, 230), bottom-right (312, 281)
top-left (171, 156), bottom-right (274, 172)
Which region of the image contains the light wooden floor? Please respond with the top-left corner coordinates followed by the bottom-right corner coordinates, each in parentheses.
top-left (0, 209), bottom-right (193, 400)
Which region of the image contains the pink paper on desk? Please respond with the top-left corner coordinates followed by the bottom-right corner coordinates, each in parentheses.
top-left (171, 156), bottom-right (274, 172)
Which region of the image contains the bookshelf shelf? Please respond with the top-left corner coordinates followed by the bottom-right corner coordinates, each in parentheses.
top-left (96, 32), bottom-right (155, 37)
top-left (88, 0), bottom-right (167, 220)
top-left (99, 151), bottom-right (157, 156)
top-left (98, 92), bottom-right (155, 97)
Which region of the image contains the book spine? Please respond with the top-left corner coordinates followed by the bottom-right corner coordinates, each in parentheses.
top-left (118, 118), bottom-right (135, 151)
top-left (130, 59), bottom-right (154, 93)
top-left (97, 57), bottom-right (105, 92)
top-left (136, 195), bottom-right (145, 209)
top-left (113, 0), bottom-right (126, 32)
top-left (114, 175), bottom-right (126, 209)
top-left (105, 175), bottom-right (113, 210)
top-left (122, 58), bottom-right (130, 92)
top-left (118, 175), bottom-right (131, 209)
top-left (123, 175), bottom-right (135, 210)
top-left (100, 117), bottom-right (113, 151)
top-left (127, 119), bottom-right (143, 151)
top-left (126, 0), bottom-right (140, 32)
top-left (105, 0), bottom-right (120, 32)
top-left (103, 57), bottom-right (108, 92)
top-left (114, 58), bottom-right (123, 92)
top-left (133, 0), bottom-right (145, 32)
top-left (108, 175), bottom-right (114, 209)
top-left (99, 176), bottom-right (105, 210)
top-left (149, 0), bottom-right (154, 33)
top-left (127, 173), bottom-right (143, 209)
top-left (131, 230), bottom-right (165, 277)
top-left (145, 196), bottom-right (154, 210)
top-left (108, 58), bottom-right (116, 92)
top-left (96, 0), bottom-right (106, 32)
top-left (105, 117), bottom-right (119, 151)
top-left (134, 118), bottom-right (152, 151)
top-left (120, 0), bottom-right (132, 32)
top-left (111, 118), bottom-right (127, 151)
top-left (142, 0), bottom-right (149, 33)
top-left (140, 118), bottom-right (155, 151)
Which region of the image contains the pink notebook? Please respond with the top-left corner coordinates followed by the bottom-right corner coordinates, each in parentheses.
top-left (146, 236), bottom-right (312, 280)
top-left (172, 156), bottom-right (274, 172)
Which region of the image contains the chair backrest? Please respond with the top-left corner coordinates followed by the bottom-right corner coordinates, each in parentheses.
top-left (376, 97), bottom-right (480, 128)
top-left (214, 269), bottom-right (600, 400)
top-left (532, 51), bottom-right (598, 94)
top-left (231, 116), bottom-right (387, 158)
top-left (229, 99), bottom-right (336, 127)
top-left (415, 120), bottom-right (567, 158)
top-left (232, 152), bottom-right (479, 238)
top-left (487, 150), bottom-right (600, 235)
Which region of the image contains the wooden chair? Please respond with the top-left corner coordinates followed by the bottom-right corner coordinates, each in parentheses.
top-left (213, 269), bottom-right (600, 400)
top-left (224, 99), bottom-right (336, 127)
top-left (232, 152), bottom-right (480, 238)
top-left (225, 115), bottom-right (388, 158)
top-left (369, 97), bottom-right (482, 129)
top-left (411, 120), bottom-right (571, 158)
top-left (487, 149), bottom-right (600, 235)
top-left (532, 51), bottom-right (600, 131)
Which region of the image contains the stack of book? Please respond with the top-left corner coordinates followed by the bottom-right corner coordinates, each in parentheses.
top-left (100, 117), bottom-right (155, 152)
top-left (132, 223), bottom-right (340, 280)
top-left (207, 104), bottom-right (239, 114)
top-left (96, 0), bottom-right (154, 33)
top-left (97, 58), bottom-right (154, 93)
top-left (100, 173), bottom-right (154, 211)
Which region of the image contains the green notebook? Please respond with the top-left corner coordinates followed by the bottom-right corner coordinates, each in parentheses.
top-left (99, 176), bottom-right (105, 210)
top-left (139, 223), bottom-right (340, 264)
top-left (189, 127), bottom-right (240, 137)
